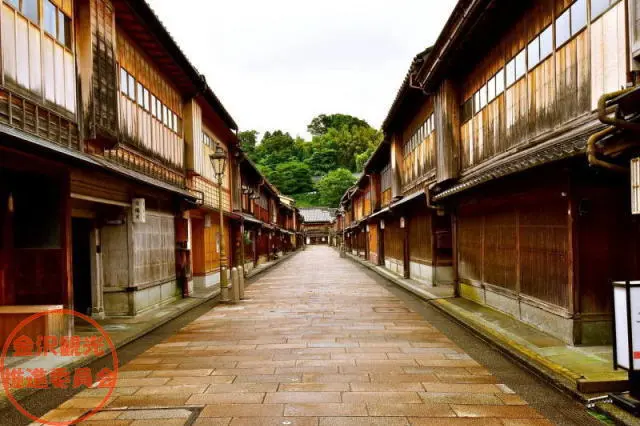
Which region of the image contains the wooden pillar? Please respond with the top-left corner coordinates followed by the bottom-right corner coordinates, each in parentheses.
top-left (378, 221), bottom-right (385, 266)
top-left (452, 211), bottom-right (460, 297)
top-left (403, 217), bottom-right (410, 279)
top-left (62, 174), bottom-right (73, 310)
top-left (364, 226), bottom-right (370, 261)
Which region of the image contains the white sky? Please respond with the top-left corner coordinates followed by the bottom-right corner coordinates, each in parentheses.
top-left (146, 0), bottom-right (457, 139)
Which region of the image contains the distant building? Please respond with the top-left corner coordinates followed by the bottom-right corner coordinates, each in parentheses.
top-left (301, 208), bottom-right (335, 245)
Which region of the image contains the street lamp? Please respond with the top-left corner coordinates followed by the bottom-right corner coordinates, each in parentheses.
top-left (210, 145), bottom-right (229, 291)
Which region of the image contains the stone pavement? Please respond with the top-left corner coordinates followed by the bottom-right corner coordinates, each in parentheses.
top-left (35, 246), bottom-right (553, 425)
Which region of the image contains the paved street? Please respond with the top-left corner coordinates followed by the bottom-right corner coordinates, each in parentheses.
top-left (32, 246), bottom-right (599, 425)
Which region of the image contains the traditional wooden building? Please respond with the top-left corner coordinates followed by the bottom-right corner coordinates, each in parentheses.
top-left (237, 157), bottom-right (300, 274)
top-left (300, 208), bottom-right (335, 245)
top-left (341, 0), bottom-right (640, 345)
top-left (0, 0), bottom-right (300, 342)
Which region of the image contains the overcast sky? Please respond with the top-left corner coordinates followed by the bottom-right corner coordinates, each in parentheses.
top-left (146, 0), bottom-right (457, 139)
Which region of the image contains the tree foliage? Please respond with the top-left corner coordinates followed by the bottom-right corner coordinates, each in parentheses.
top-left (268, 161), bottom-right (314, 195)
top-left (316, 169), bottom-right (357, 207)
top-left (307, 114), bottom-right (370, 136)
top-left (242, 113), bottom-right (381, 207)
top-left (238, 130), bottom-right (259, 156)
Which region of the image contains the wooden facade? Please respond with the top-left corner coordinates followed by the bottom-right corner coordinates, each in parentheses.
top-left (0, 0), bottom-right (302, 343)
top-left (339, 0), bottom-right (639, 345)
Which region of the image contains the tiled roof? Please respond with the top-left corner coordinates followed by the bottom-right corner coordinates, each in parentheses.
top-left (300, 208), bottom-right (334, 223)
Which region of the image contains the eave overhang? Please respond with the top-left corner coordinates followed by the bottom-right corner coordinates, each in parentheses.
top-left (114, 0), bottom-right (238, 131)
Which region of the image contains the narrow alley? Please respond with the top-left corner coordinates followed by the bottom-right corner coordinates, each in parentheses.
top-left (26, 246), bottom-right (602, 425)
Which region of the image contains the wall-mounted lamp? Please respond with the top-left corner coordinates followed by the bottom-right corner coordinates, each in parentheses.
top-left (380, 220), bottom-right (385, 230)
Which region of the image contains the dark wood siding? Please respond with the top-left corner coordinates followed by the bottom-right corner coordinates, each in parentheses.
top-left (384, 218), bottom-right (404, 261)
top-left (409, 210), bottom-right (432, 265)
top-left (457, 168), bottom-right (571, 310)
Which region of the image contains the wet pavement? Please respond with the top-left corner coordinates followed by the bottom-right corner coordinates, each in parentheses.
top-left (9, 245), bottom-right (603, 425)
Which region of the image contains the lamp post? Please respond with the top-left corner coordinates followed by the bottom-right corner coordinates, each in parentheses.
top-left (210, 145), bottom-right (228, 291)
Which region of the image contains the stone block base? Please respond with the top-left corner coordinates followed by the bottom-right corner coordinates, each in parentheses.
top-left (458, 282), bottom-right (612, 345)
top-left (104, 280), bottom-right (181, 317)
top-left (409, 262), bottom-right (454, 287)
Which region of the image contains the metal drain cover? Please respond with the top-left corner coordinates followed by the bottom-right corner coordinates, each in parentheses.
top-left (89, 406), bottom-right (202, 425)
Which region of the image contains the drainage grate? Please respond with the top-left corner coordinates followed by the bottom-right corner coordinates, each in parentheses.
top-left (83, 406), bottom-right (203, 425)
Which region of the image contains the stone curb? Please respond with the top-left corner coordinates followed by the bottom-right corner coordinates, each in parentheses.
top-left (0, 249), bottom-right (303, 411)
top-left (342, 252), bottom-right (640, 425)
top-left (0, 290), bottom-right (220, 411)
top-left (1, 248), bottom-right (303, 413)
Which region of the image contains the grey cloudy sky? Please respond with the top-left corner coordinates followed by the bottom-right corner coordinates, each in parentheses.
top-left (147, 0), bottom-right (457, 138)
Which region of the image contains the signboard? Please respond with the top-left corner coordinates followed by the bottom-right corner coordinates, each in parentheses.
top-left (614, 281), bottom-right (640, 370)
top-left (132, 198), bottom-right (146, 224)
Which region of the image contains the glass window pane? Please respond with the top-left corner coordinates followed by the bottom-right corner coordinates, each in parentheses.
top-left (57, 10), bottom-right (67, 45)
top-left (540, 26), bottom-right (553, 59)
top-left (480, 85), bottom-right (487, 109)
top-left (506, 59), bottom-right (516, 87)
top-left (474, 91), bottom-right (480, 114)
top-left (44, 1), bottom-right (57, 36)
top-left (528, 38), bottom-right (540, 70)
top-left (556, 9), bottom-right (571, 47)
top-left (571, 0), bottom-right (587, 34)
top-left (62, 14), bottom-right (71, 48)
top-left (128, 75), bottom-right (135, 99)
top-left (137, 83), bottom-right (144, 107)
top-left (495, 69), bottom-right (505, 94)
top-left (120, 68), bottom-right (128, 95)
top-left (151, 95), bottom-right (156, 117)
top-left (143, 88), bottom-right (149, 110)
top-left (5, 0), bottom-right (18, 8)
top-left (487, 77), bottom-right (496, 102)
top-left (591, 0), bottom-right (611, 20)
top-left (22, 0), bottom-right (39, 23)
top-left (515, 50), bottom-right (526, 79)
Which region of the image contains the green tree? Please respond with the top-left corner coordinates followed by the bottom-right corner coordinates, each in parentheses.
top-left (307, 114), bottom-right (370, 136)
top-left (316, 168), bottom-right (357, 207)
top-left (304, 145), bottom-right (339, 176)
top-left (254, 130), bottom-right (304, 169)
top-left (313, 125), bottom-right (383, 171)
top-left (269, 161), bottom-right (314, 195)
top-left (239, 130), bottom-right (259, 157)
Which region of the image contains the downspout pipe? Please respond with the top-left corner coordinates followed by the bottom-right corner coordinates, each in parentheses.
top-left (587, 87), bottom-right (639, 173)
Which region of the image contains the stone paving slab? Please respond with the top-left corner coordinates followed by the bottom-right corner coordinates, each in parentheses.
top-left (31, 246), bottom-right (553, 425)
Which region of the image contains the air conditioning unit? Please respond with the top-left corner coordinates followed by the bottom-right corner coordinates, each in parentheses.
top-left (632, 158), bottom-right (640, 215)
top-left (132, 198), bottom-right (146, 223)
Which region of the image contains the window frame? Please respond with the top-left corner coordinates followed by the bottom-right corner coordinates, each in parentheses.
top-left (591, 0), bottom-right (620, 22)
top-left (527, 37), bottom-right (540, 70)
top-left (487, 76), bottom-right (496, 102)
top-left (571, 0), bottom-right (588, 35)
top-left (539, 26), bottom-right (553, 61)
top-left (495, 68), bottom-right (505, 96)
top-left (505, 58), bottom-right (516, 88)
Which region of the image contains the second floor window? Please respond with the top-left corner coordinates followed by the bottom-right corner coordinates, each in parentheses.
top-left (6, 0), bottom-right (38, 23)
top-left (43, 0), bottom-right (71, 48)
top-left (203, 132), bottom-right (217, 148)
top-left (120, 66), bottom-right (181, 134)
